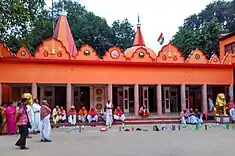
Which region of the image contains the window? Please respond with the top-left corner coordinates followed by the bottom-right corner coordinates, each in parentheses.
top-left (225, 42), bottom-right (235, 54)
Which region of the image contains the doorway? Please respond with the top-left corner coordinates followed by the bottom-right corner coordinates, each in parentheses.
top-left (114, 86), bottom-right (133, 114)
top-left (189, 87), bottom-right (202, 112)
top-left (55, 86), bottom-right (66, 109)
top-left (148, 86), bottom-right (156, 113)
top-left (80, 87), bottom-right (90, 110)
top-left (163, 86), bottom-right (180, 113)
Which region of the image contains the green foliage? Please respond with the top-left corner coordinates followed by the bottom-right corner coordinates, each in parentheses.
top-left (173, 20), bottom-right (222, 58)
top-left (0, 0), bottom-right (45, 39)
top-left (111, 19), bottom-right (135, 51)
top-left (1, 0), bottom-right (135, 56)
top-left (172, 0), bottom-right (235, 58)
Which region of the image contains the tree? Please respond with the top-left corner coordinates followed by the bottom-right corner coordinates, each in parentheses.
top-left (24, 10), bottom-right (54, 53)
top-left (172, 0), bottom-right (235, 58)
top-left (2, 0), bottom-right (136, 56)
top-left (173, 20), bottom-right (222, 58)
top-left (172, 27), bottom-right (200, 58)
top-left (0, 0), bottom-right (45, 39)
top-left (111, 19), bottom-right (135, 51)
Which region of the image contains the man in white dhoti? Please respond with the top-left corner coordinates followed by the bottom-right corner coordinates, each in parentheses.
top-left (40, 100), bottom-right (52, 142)
top-left (188, 108), bottom-right (197, 124)
top-left (113, 106), bottom-right (125, 126)
top-left (78, 106), bottom-right (88, 123)
top-left (68, 106), bottom-right (77, 125)
top-left (26, 104), bottom-right (34, 136)
top-left (59, 107), bottom-right (67, 123)
top-left (87, 108), bottom-right (98, 127)
top-left (106, 100), bottom-right (113, 128)
top-left (52, 105), bottom-right (60, 124)
top-left (230, 107), bottom-right (235, 122)
top-left (180, 109), bottom-right (189, 126)
top-left (194, 109), bottom-right (203, 125)
top-left (32, 99), bottom-right (41, 133)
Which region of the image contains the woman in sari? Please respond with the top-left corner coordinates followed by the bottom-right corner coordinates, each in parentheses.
top-left (1, 103), bottom-right (8, 134)
top-left (6, 102), bottom-right (17, 135)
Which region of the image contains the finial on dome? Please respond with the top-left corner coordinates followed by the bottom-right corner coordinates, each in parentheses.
top-left (61, 1), bottom-right (66, 16)
top-left (137, 13), bottom-right (141, 27)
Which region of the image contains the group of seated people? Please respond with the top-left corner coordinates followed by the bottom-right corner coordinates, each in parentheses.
top-left (52, 105), bottom-right (98, 126)
top-left (52, 104), bottom-right (129, 127)
top-left (52, 103), bottom-right (151, 127)
top-left (180, 108), bottom-right (203, 126)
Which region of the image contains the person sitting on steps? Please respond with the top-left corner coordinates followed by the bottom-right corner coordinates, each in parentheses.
top-left (139, 105), bottom-right (150, 118)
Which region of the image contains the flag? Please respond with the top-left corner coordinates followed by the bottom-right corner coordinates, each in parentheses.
top-left (157, 33), bottom-right (165, 45)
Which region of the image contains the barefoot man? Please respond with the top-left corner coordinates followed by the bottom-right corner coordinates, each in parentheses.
top-left (40, 100), bottom-right (52, 142)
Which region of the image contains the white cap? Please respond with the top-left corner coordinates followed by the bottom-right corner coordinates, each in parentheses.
top-left (71, 106), bottom-right (75, 109)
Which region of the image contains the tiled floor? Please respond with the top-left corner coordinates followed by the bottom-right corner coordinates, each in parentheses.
top-left (0, 125), bottom-right (234, 156)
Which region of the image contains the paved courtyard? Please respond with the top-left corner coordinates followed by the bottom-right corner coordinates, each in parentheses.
top-left (0, 125), bottom-right (235, 156)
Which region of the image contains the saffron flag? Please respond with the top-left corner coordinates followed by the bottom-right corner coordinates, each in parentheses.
top-left (157, 33), bottom-right (165, 45)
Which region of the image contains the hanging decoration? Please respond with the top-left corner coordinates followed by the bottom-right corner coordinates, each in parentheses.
top-left (57, 51), bottom-right (62, 57)
top-left (84, 50), bottom-right (90, 56)
top-left (139, 52), bottom-right (145, 58)
top-left (195, 54), bottom-right (200, 60)
top-left (43, 51), bottom-right (49, 57)
top-left (110, 50), bottom-right (120, 59)
top-left (21, 51), bottom-right (26, 56)
top-left (162, 55), bottom-right (167, 60)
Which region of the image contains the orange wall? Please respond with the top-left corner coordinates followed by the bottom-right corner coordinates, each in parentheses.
top-left (0, 62), bottom-right (233, 85)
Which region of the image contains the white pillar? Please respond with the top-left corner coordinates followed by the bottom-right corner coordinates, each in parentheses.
top-left (134, 84), bottom-right (139, 116)
top-left (202, 84), bottom-right (208, 114)
top-left (108, 84), bottom-right (112, 101)
top-left (229, 84), bottom-right (234, 101)
top-left (142, 86), bottom-right (149, 110)
top-left (157, 84), bottom-right (162, 116)
top-left (66, 83), bottom-right (72, 112)
top-left (31, 83), bottom-right (37, 99)
top-left (181, 84), bottom-right (186, 110)
top-left (39, 86), bottom-right (44, 105)
top-left (0, 83), bottom-right (2, 105)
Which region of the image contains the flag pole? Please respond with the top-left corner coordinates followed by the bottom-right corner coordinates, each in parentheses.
top-left (52, 0), bottom-right (54, 32)
top-left (51, 0), bottom-right (55, 54)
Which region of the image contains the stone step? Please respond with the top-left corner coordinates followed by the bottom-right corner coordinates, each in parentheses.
top-left (52, 120), bottom-right (215, 128)
top-left (125, 117), bottom-right (180, 121)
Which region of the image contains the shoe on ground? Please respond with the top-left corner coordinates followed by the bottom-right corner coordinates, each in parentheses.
top-left (15, 143), bottom-right (20, 147)
top-left (20, 147), bottom-right (29, 150)
top-left (44, 139), bottom-right (52, 142)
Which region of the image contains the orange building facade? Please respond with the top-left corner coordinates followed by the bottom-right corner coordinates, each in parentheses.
top-left (0, 14), bottom-right (235, 116)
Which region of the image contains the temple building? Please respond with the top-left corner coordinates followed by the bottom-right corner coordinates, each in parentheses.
top-left (0, 12), bottom-right (234, 117)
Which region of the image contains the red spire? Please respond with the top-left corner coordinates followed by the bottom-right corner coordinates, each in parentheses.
top-left (53, 15), bottom-right (77, 56)
top-left (133, 14), bottom-right (145, 47)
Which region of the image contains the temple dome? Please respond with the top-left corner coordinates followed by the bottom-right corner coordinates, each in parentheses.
top-left (124, 15), bottom-right (157, 59)
top-left (124, 46), bottom-right (157, 59)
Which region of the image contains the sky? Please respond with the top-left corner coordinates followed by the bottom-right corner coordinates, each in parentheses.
top-left (46, 0), bottom-right (221, 51)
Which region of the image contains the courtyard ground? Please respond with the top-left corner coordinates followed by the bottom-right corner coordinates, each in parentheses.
top-left (0, 124), bottom-right (234, 156)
